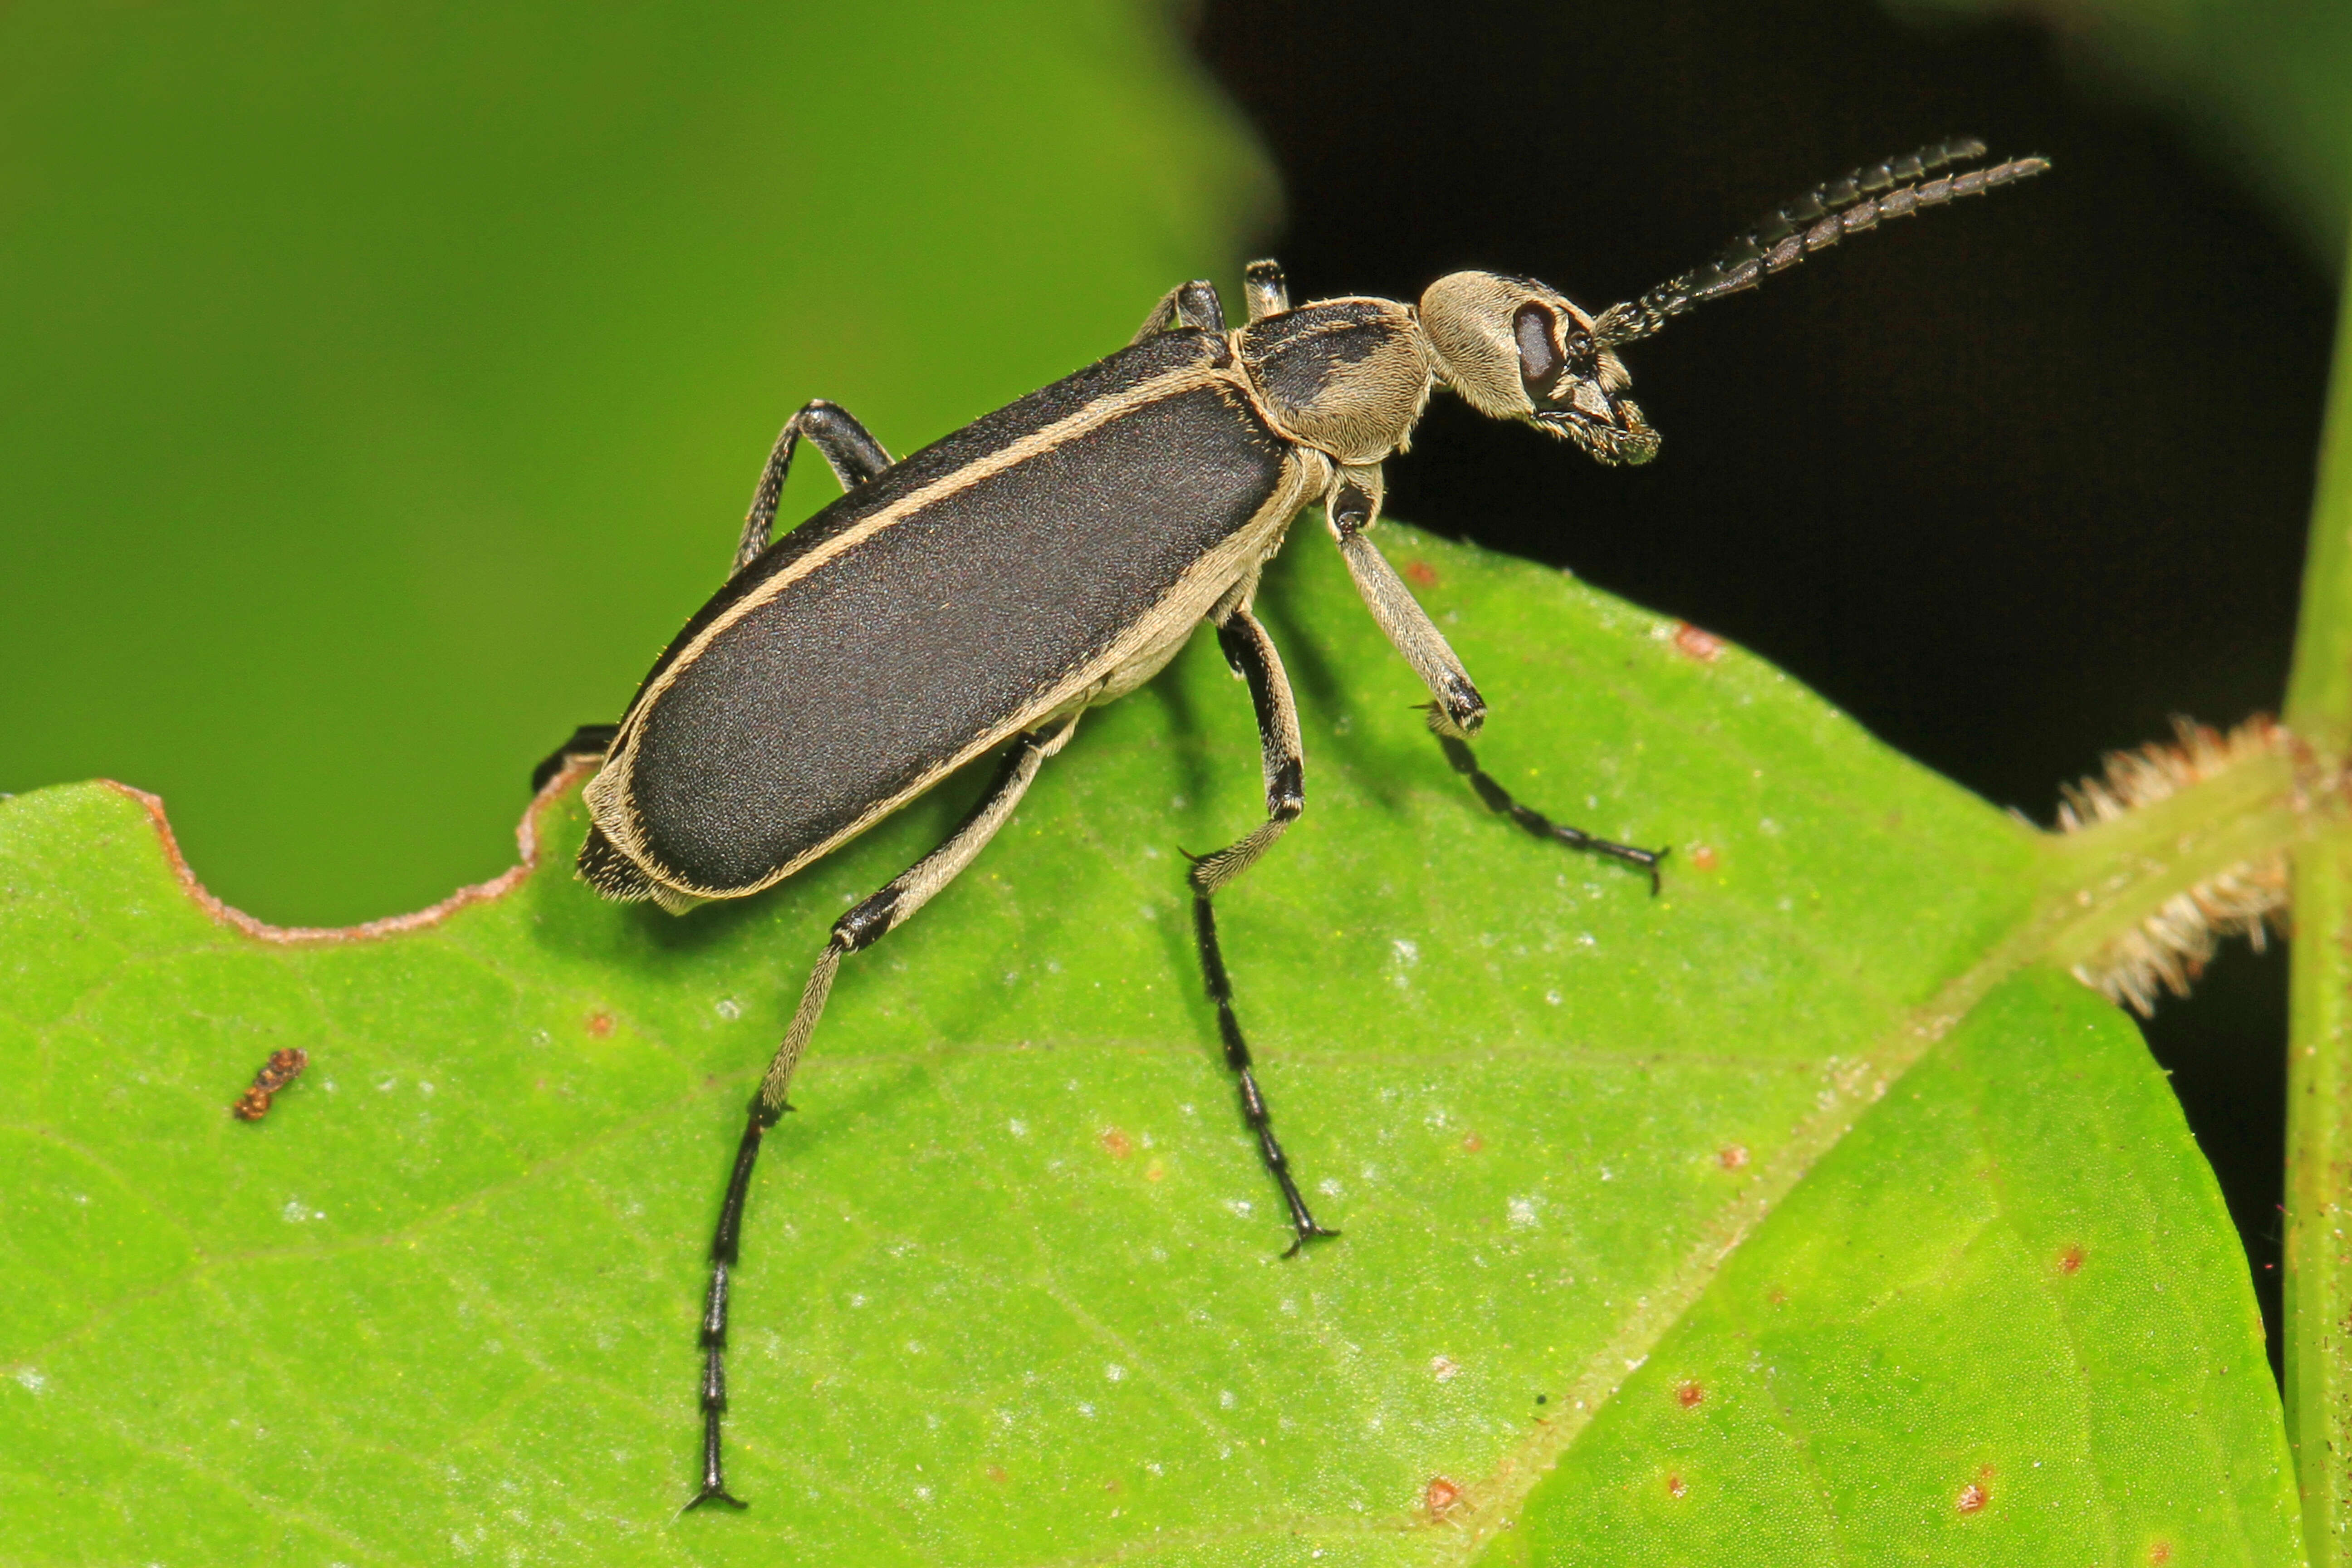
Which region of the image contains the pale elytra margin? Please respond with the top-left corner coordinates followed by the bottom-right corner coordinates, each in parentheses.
top-left (2058, 717), bottom-right (2295, 1015)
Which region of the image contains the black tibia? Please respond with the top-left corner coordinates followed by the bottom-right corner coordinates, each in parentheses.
top-left (733, 399), bottom-right (895, 574)
top-left (1426, 707), bottom-right (1668, 893)
top-left (1597, 138), bottom-right (2050, 348)
top-left (1132, 278), bottom-right (1228, 343)
top-left (683, 717), bottom-right (1073, 1511)
top-left (1185, 606), bottom-right (1335, 1257)
top-left (1242, 260), bottom-right (1290, 323)
top-left (529, 723), bottom-right (619, 793)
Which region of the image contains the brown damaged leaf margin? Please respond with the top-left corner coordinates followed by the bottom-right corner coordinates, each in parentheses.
top-left (96, 757), bottom-right (597, 946)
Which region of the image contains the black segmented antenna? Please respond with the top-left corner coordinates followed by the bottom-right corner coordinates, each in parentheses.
top-left (1592, 138), bottom-right (2050, 348)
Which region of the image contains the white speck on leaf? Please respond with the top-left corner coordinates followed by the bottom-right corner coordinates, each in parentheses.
top-left (14, 1367), bottom-right (45, 1393)
top-left (1508, 1196), bottom-right (1540, 1227)
top-left (1545, 990), bottom-right (1562, 1005)
top-left (1219, 1389), bottom-right (1236, 1408)
top-left (1106, 1364), bottom-right (1126, 1382)
top-left (1431, 1356), bottom-right (1461, 1382)
top-left (715, 998), bottom-right (741, 1020)
top-left (1318, 1177), bottom-right (1343, 1197)
top-left (1009, 1119), bottom-right (1028, 1138)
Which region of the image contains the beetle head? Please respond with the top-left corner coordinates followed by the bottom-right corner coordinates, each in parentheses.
top-left (1416, 271), bottom-right (1659, 466)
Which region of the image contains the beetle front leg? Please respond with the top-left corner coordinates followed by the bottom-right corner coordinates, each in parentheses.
top-left (1187, 603), bottom-right (1338, 1257)
top-left (1323, 467), bottom-right (1667, 889)
top-left (684, 713), bottom-right (1078, 1512)
top-left (732, 399), bottom-right (895, 574)
top-left (1132, 278), bottom-right (1228, 342)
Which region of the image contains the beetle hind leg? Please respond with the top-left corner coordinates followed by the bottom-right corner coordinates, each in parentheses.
top-left (1187, 605), bottom-right (1338, 1257)
top-left (529, 723), bottom-right (618, 794)
top-left (682, 713), bottom-right (1079, 1511)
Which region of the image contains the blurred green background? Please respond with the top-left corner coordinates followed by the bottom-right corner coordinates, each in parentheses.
top-left (0, 0), bottom-right (1269, 924)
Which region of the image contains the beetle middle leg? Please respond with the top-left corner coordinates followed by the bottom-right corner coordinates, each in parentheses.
top-left (1323, 466), bottom-right (1666, 889)
top-left (1132, 279), bottom-right (1228, 342)
top-left (1187, 602), bottom-right (1338, 1257)
top-left (684, 712), bottom-right (1078, 1511)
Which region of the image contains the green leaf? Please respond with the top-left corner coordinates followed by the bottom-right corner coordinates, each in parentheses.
top-left (0, 526), bottom-right (2298, 1563)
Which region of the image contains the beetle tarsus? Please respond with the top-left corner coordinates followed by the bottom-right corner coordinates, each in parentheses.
top-left (1426, 710), bottom-right (1669, 892)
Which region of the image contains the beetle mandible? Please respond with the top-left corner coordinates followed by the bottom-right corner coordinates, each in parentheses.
top-left (532, 137), bottom-right (2048, 1508)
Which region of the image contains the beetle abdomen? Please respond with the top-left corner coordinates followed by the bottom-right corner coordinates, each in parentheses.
top-left (591, 332), bottom-right (1291, 898)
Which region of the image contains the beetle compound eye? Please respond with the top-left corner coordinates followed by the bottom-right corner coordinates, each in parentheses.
top-left (1512, 301), bottom-right (1562, 394)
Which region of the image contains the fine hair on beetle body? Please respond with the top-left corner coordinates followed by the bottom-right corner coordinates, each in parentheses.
top-left (528, 136), bottom-right (2048, 1510)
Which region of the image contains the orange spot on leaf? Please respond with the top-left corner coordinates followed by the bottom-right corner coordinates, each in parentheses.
top-left (1671, 622), bottom-right (1724, 662)
top-left (1404, 560), bottom-right (1440, 588)
top-left (1143, 1160), bottom-right (1166, 1182)
top-left (1423, 1476), bottom-right (1464, 1515)
top-left (1461, 1132), bottom-right (1484, 1153)
top-left (985, 1465), bottom-right (1008, 1484)
top-left (2058, 1244), bottom-right (2085, 1274)
top-left (1676, 1380), bottom-right (1705, 1409)
top-left (1666, 1473), bottom-right (1687, 1499)
top-left (1718, 1144), bottom-right (1749, 1170)
top-left (586, 1011), bottom-right (614, 1038)
top-left (2150, 1542), bottom-right (2173, 1564)
top-left (1689, 843), bottom-right (1719, 872)
top-left (1957, 1482), bottom-right (1988, 1514)
top-left (1100, 1128), bottom-right (1134, 1159)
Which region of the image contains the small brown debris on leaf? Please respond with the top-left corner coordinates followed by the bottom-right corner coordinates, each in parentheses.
top-left (1404, 560), bottom-right (1440, 588)
top-left (2058, 1244), bottom-right (2085, 1274)
top-left (230, 1048), bottom-right (308, 1122)
top-left (1423, 1475), bottom-right (1464, 1516)
top-left (1957, 1481), bottom-right (1988, 1514)
top-left (1100, 1127), bottom-right (1134, 1159)
top-left (1718, 1144), bottom-right (1749, 1170)
top-left (586, 1010), bottom-right (614, 1038)
top-left (1688, 843), bottom-right (1719, 872)
top-left (1676, 1380), bottom-right (1705, 1409)
top-left (1666, 1473), bottom-right (1687, 1499)
top-left (1671, 622), bottom-right (1724, 662)
top-left (1460, 1132), bottom-right (1484, 1153)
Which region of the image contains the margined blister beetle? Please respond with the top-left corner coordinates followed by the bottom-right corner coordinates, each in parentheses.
top-left (529, 137), bottom-right (2048, 1508)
